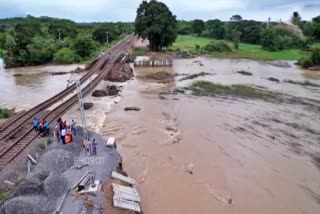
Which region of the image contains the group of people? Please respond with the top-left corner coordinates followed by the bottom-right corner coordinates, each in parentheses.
top-left (33, 117), bottom-right (100, 156)
top-left (33, 118), bottom-right (50, 137)
top-left (83, 138), bottom-right (97, 155)
top-left (54, 118), bottom-right (77, 144)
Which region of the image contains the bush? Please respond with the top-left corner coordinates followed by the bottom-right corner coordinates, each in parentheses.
top-left (202, 41), bottom-right (232, 53)
top-left (261, 28), bottom-right (305, 51)
top-left (311, 45), bottom-right (320, 65)
top-left (53, 48), bottom-right (80, 63)
top-left (298, 56), bottom-right (313, 68)
top-left (0, 107), bottom-right (12, 119)
top-left (298, 45), bottom-right (320, 68)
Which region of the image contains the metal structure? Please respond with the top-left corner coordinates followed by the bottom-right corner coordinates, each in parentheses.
top-left (76, 80), bottom-right (89, 141)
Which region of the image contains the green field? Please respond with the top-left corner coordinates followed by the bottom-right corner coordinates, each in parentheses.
top-left (169, 35), bottom-right (304, 61)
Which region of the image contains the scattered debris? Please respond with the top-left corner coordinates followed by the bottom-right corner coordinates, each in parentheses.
top-left (237, 70), bottom-right (253, 76)
top-left (4, 180), bottom-right (15, 186)
top-left (27, 154), bottom-right (38, 165)
top-left (124, 107), bottom-right (141, 111)
top-left (267, 77), bottom-right (280, 83)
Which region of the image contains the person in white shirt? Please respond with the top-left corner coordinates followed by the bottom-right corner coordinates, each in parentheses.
top-left (61, 128), bottom-right (66, 144)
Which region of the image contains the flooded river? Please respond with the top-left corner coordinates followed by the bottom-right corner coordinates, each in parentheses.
top-left (0, 58), bottom-right (84, 111)
top-left (1, 56), bottom-right (320, 213)
top-left (102, 57), bottom-right (320, 214)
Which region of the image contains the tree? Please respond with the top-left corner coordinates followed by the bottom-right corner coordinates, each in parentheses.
top-left (291, 11), bottom-right (301, 26)
top-left (135, 0), bottom-right (177, 51)
top-left (230, 15), bottom-right (243, 22)
top-left (313, 16), bottom-right (320, 23)
top-left (92, 24), bottom-right (120, 44)
top-left (261, 28), bottom-right (304, 51)
top-left (232, 29), bottom-right (242, 49)
top-left (192, 19), bottom-right (205, 36)
top-left (48, 22), bottom-right (78, 40)
top-left (205, 19), bottom-right (226, 39)
top-left (177, 21), bottom-right (192, 35)
top-left (53, 48), bottom-right (80, 63)
top-left (73, 34), bottom-right (98, 59)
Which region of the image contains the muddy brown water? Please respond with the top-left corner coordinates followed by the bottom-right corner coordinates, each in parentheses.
top-left (1, 57), bottom-right (320, 213)
top-left (102, 57), bottom-right (320, 214)
top-left (0, 59), bottom-right (84, 111)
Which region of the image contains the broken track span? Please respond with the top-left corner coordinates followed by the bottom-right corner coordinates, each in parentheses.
top-left (0, 35), bottom-right (136, 170)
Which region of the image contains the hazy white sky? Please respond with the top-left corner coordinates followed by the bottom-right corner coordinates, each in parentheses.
top-left (0, 0), bottom-right (319, 22)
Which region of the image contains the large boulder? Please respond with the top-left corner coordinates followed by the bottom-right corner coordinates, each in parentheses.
top-left (107, 85), bottom-right (120, 96)
top-left (105, 64), bottom-right (134, 82)
top-left (92, 90), bottom-right (108, 97)
top-left (83, 102), bottom-right (94, 110)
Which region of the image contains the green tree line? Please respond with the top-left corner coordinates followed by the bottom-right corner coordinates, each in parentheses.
top-left (0, 16), bottom-right (133, 67)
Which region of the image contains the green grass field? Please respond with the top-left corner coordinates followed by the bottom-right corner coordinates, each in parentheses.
top-left (169, 35), bottom-right (304, 61)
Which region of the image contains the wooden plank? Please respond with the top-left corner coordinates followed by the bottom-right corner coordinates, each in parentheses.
top-left (113, 198), bottom-right (141, 213)
top-left (112, 184), bottom-right (139, 196)
top-left (113, 191), bottom-right (141, 202)
top-left (111, 171), bottom-right (136, 185)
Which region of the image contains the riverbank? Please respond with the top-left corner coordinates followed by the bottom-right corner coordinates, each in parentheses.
top-left (169, 35), bottom-right (304, 61)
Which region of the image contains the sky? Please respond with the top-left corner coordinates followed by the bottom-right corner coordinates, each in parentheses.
top-left (0, 0), bottom-right (319, 22)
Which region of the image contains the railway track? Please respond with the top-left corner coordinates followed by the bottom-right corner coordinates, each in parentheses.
top-left (0, 35), bottom-right (136, 170)
top-left (0, 37), bottom-right (129, 143)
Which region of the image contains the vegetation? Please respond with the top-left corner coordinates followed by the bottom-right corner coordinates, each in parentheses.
top-left (185, 81), bottom-right (278, 100)
top-left (145, 71), bottom-right (173, 80)
top-left (298, 45), bottom-right (320, 68)
top-left (192, 19), bottom-right (205, 36)
top-left (179, 72), bottom-right (211, 81)
top-left (135, 0), bottom-right (177, 51)
top-left (0, 190), bottom-right (11, 204)
top-left (202, 41), bottom-right (232, 53)
top-left (231, 29), bottom-right (242, 49)
top-left (171, 12), bottom-right (320, 64)
top-left (0, 16), bottom-right (133, 67)
top-left (261, 28), bottom-right (305, 51)
top-left (170, 35), bottom-right (303, 60)
top-left (0, 107), bottom-right (13, 119)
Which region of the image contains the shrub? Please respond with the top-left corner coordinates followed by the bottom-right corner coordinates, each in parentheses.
top-left (299, 45), bottom-right (320, 68)
top-left (261, 28), bottom-right (305, 51)
top-left (311, 45), bottom-right (320, 65)
top-left (53, 48), bottom-right (80, 63)
top-left (202, 41), bottom-right (232, 53)
top-left (0, 107), bottom-right (12, 119)
top-left (298, 56), bottom-right (313, 68)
